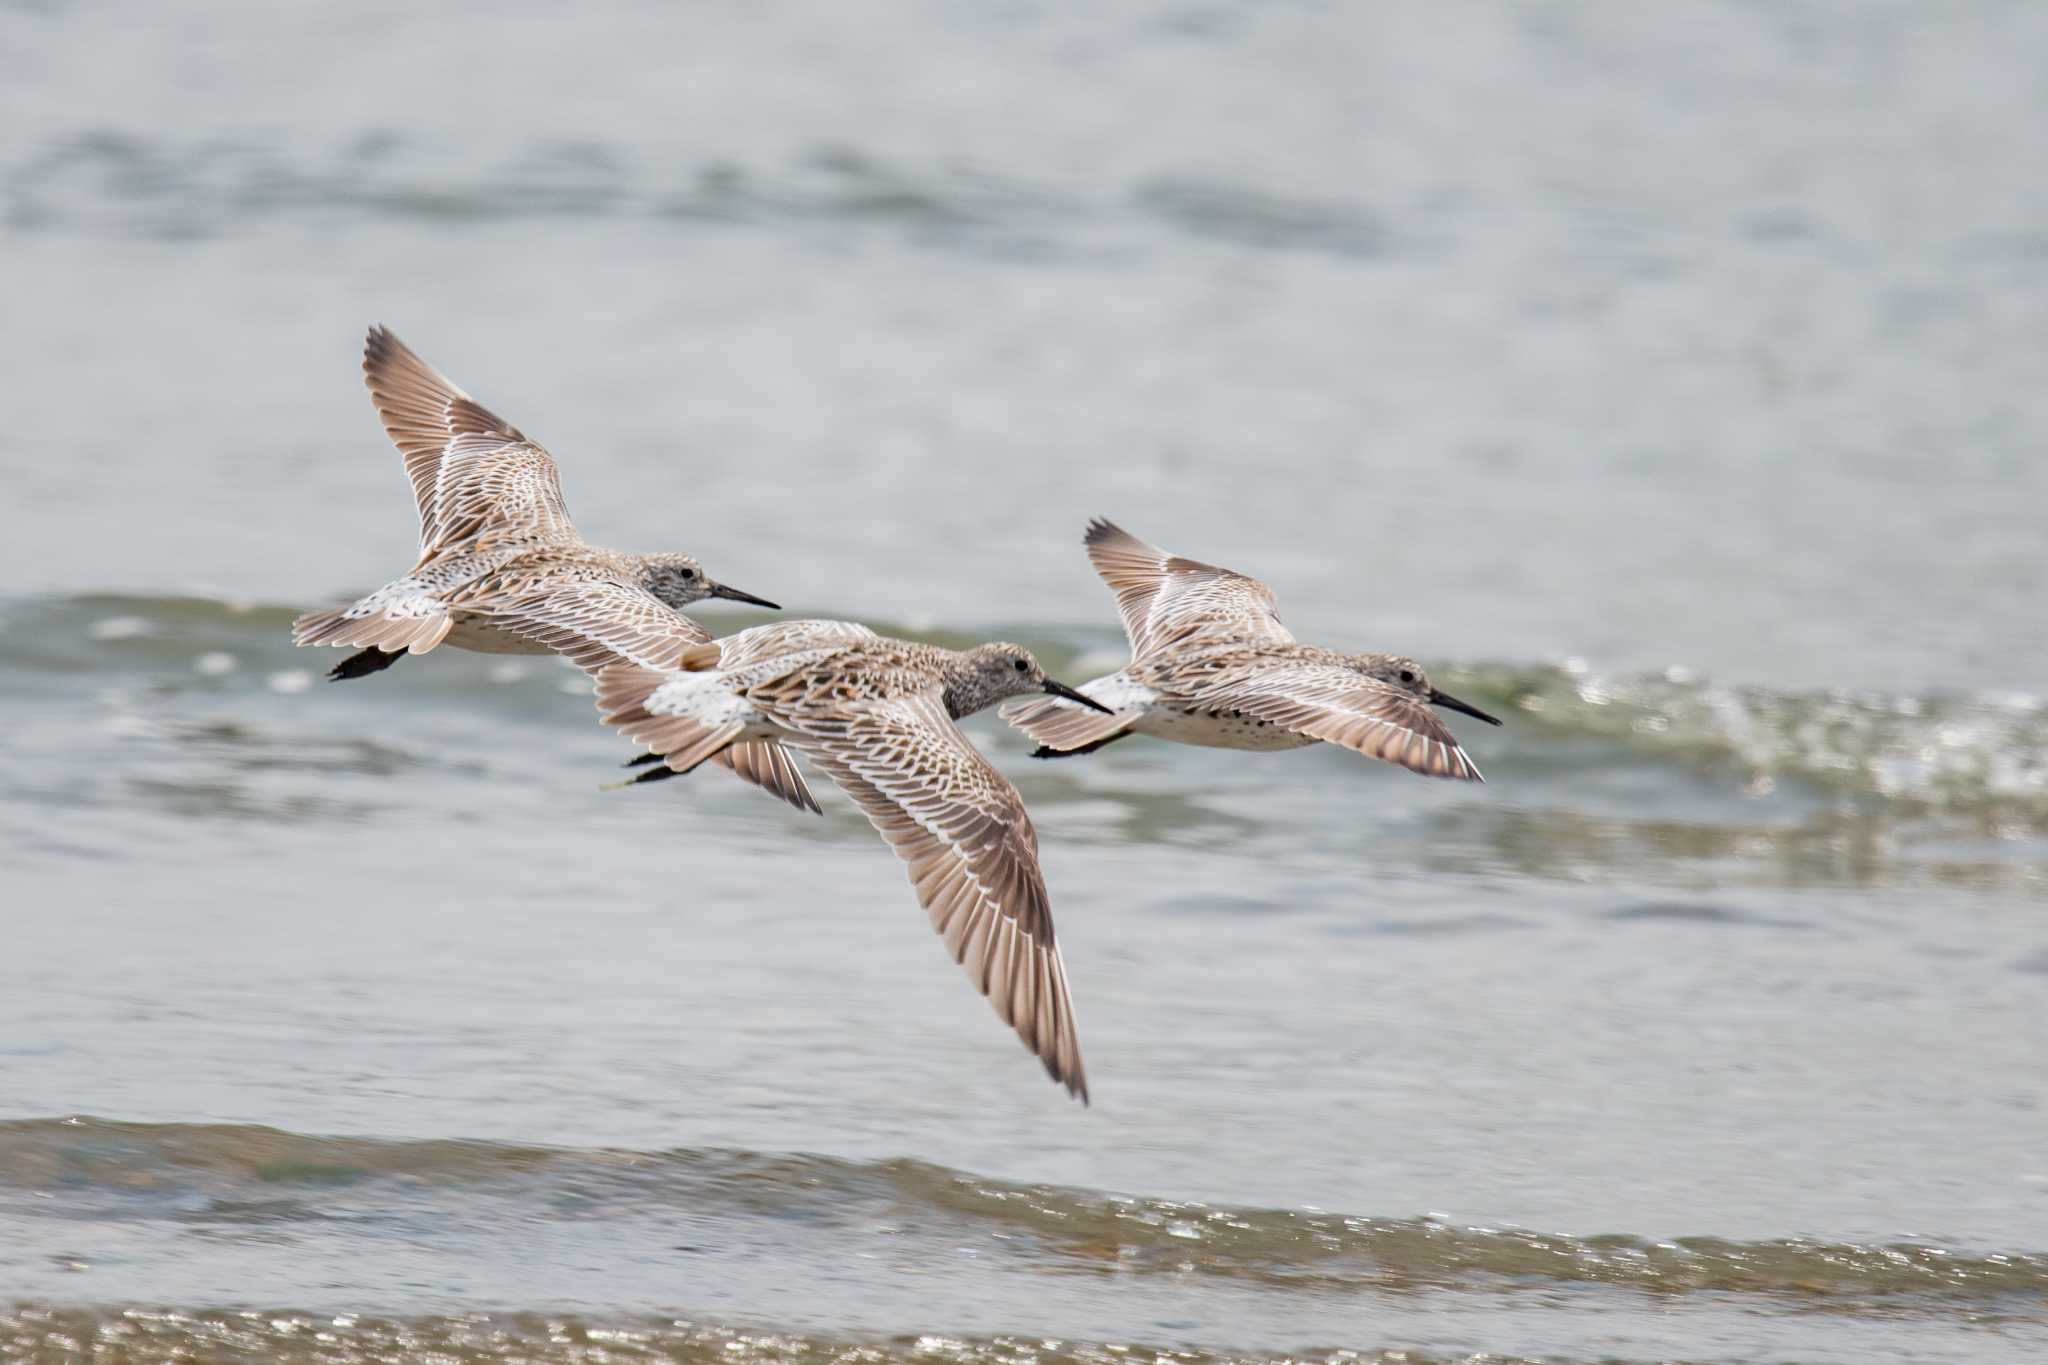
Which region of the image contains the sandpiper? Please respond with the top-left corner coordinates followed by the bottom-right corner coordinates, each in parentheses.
top-left (293, 327), bottom-right (809, 809)
top-left (1001, 520), bottom-right (1502, 780)
top-left (594, 622), bottom-right (1113, 1102)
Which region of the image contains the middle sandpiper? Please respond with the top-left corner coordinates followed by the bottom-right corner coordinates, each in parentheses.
top-left (595, 621), bottom-right (1113, 1103)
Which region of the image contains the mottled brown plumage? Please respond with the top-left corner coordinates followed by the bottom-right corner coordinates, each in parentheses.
top-left (595, 623), bottom-right (1111, 1102)
top-left (291, 327), bottom-right (807, 809)
top-left (1002, 519), bottom-right (1502, 780)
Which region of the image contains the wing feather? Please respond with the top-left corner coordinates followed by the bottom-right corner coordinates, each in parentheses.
top-left (483, 580), bottom-right (711, 673)
top-left (783, 692), bottom-right (1089, 1102)
top-left (494, 588), bottom-right (824, 814)
top-left (706, 619), bottom-right (882, 673)
top-left (362, 326), bottom-right (579, 556)
top-left (1084, 518), bottom-right (1293, 657)
top-left (1190, 664), bottom-right (1485, 782)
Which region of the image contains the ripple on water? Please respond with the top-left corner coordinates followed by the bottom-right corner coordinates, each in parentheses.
top-left (3, 1118), bottom-right (2043, 1314)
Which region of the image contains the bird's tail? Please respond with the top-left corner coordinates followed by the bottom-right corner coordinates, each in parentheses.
top-left (292, 594), bottom-right (454, 656)
top-left (595, 662), bottom-right (746, 776)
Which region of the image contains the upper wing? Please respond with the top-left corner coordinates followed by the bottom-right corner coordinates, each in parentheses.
top-left (1084, 518), bottom-right (1294, 658)
top-left (1190, 664), bottom-right (1485, 782)
top-left (779, 691), bottom-right (1088, 1102)
top-left (362, 326), bottom-right (579, 555)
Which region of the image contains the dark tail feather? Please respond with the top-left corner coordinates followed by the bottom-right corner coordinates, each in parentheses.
top-left (1032, 731), bottom-right (1132, 759)
top-left (329, 647), bottom-right (407, 681)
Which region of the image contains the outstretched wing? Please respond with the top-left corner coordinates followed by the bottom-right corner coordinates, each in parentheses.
top-left (1083, 518), bottom-right (1294, 659)
top-left (781, 691), bottom-right (1088, 1102)
top-left (1188, 664), bottom-right (1485, 781)
top-left (485, 580), bottom-right (711, 673)
top-left (362, 326), bottom-right (579, 556)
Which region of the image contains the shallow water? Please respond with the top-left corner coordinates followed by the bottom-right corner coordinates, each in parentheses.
top-left (4, 2), bottom-right (2047, 1362)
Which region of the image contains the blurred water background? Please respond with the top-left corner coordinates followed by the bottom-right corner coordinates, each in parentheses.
top-left (3, 2), bottom-right (2046, 1361)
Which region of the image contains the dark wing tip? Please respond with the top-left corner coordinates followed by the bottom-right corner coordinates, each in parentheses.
top-left (361, 324), bottom-right (418, 388)
top-left (1083, 517), bottom-right (1124, 546)
top-left (1045, 1052), bottom-right (1089, 1104)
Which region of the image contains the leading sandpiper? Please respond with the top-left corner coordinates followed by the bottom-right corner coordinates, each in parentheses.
top-left (1001, 519), bottom-right (1502, 780)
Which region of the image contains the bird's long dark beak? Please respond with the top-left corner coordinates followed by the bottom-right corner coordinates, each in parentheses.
top-left (1429, 687), bottom-right (1503, 726)
top-left (708, 582), bottom-right (780, 610)
top-left (1043, 678), bottom-right (1115, 714)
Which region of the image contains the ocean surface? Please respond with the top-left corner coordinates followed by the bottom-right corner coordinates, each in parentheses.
top-left (3, 2), bottom-right (2046, 1361)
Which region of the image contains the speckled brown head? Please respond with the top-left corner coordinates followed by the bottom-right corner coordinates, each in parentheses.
top-left (942, 643), bottom-right (1115, 720)
top-left (1355, 653), bottom-right (1503, 727)
top-left (637, 552), bottom-right (780, 614)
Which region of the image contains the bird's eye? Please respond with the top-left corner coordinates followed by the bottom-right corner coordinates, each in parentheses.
top-left (1013, 658), bottom-right (1029, 673)
top-left (1399, 669), bottom-right (1417, 684)
top-left (679, 568), bottom-right (695, 580)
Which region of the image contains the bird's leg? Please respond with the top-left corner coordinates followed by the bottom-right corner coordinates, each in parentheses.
top-left (328, 647), bottom-right (407, 681)
top-left (1032, 731), bottom-right (1132, 759)
top-left (600, 763), bottom-right (683, 791)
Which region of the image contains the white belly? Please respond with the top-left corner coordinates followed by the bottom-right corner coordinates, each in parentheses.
top-left (1129, 699), bottom-right (1315, 752)
top-left (445, 615), bottom-right (552, 655)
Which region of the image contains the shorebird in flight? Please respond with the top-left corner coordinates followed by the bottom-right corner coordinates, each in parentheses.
top-left (597, 620), bottom-right (1112, 1101)
top-left (1002, 519), bottom-right (1501, 780)
top-left (294, 327), bottom-right (807, 809)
